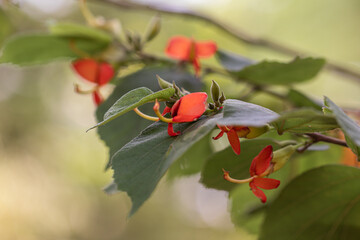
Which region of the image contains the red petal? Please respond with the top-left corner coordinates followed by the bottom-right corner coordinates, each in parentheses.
top-left (162, 106), bottom-right (171, 116)
top-left (250, 181), bottom-right (267, 203)
top-left (171, 99), bottom-right (181, 117)
top-left (253, 177), bottom-right (280, 190)
top-left (249, 145), bottom-right (273, 176)
top-left (227, 129), bottom-right (241, 155)
top-left (218, 125), bottom-right (231, 132)
top-left (195, 41), bottom-right (217, 58)
top-left (172, 92), bottom-right (207, 122)
top-left (167, 123), bottom-right (180, 136)
top-left (165, 36), bottom-right (192, 60)
top-left (212, 130), bottom-right (225, 140)
top-left (92, 90), bottom-right (103, 106)
top-left (72, 58), bottom-right (98, 83)
top-left (98, 62), bottom-right (114, 86)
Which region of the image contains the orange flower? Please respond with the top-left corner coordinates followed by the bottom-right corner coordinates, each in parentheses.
top-left (213, 126), bottom-right (250, 155)
top-left (213, 125), bottom-right (269, 155)
top-left (223, 145), bottom-right (280, 203)
top-left (134, 92), bottom-right (208, 136)
top-left (165, 36), bottom-right (217, 76)
top-left (159, 92), bottom-right (208, 136)
top-left (73, 58), bottom-right (114, 105)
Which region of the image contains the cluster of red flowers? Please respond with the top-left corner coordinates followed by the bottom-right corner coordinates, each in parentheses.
top-left (71, 35), bottom-right (280, 203)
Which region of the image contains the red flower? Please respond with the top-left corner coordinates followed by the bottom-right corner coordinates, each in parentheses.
top-left (165, 36), bottom-right (217, 76)
top-left (72, 58), bottom-right (114, 105)
top-left (134, 92), bottom-right (208, 137)
top-left (213, 125), bottom-right (250, 155)
top-left (223, 145), bottom-right (280, 203)
top-left (153, 92), bottom-right (208, 136)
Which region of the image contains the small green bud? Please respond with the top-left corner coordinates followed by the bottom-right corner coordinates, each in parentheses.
top-left (157, 75), bottom-right (172, 89)
top-left (245, 125), bottom-right (269, 139)
top-left (132, 33), bottom-right (142, 51)
top-left (210, 80), bottom-right (220, 103)
top-left (144, 14), bottom-right (161, 42)
top-left (181, 88), bottom-right (190, 95)
top-left (208, 103), bottom-right (215, 110)
top-left (125, 30), bottom-right (133, 44)
top-left (219, 91), bottom-right (226, 104)
top-left (272, 145), bottom-right (297, 172)
top-left (172, 81), bottom-right (181, 97)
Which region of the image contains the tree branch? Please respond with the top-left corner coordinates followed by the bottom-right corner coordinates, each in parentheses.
top-left (297, 133), bottom-right (348, 153)
top-left (95, 0), bottom-right (360, 84)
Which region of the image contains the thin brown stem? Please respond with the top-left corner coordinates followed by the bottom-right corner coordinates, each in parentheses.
top-left (305, 133), bottom-right (348, 147)
top-left (94, 0), bottom-right (360, 83)
top-left (297, 133), bottom-right (348, 153)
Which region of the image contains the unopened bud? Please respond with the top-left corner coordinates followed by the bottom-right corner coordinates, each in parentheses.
top-left (208, 102), bottom-right (215, 110)
top-left (211, 80), bottom-right (220, 103)
top-left (245, 125), bottom-right (270, 139)
top-left (125, 30), bottom-right (133, 44)
top-left (157, 75), bottom-right (172, 89)
top-left (132, 33), bottom-right (142, 51)
top-left (172, 82), bottom-right (181, 97)
top-left (219, 91), bottom-right (226, 104)
top-left (181, 88), bottom-right (190, 95)
top-left (144, 14), bottom-right (161, 42)
top-left (272, 145), bottom-right (297, 172)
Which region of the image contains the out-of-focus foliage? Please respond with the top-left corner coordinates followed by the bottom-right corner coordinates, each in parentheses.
top-left (1, 0), bottom-right (360, 239)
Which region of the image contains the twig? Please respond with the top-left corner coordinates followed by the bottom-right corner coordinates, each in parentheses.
top-left (94, 0), bottom-right (360, 83)
top-left (297, 133), bottom-right (348, 153)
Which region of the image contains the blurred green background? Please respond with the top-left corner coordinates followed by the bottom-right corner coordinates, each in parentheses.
top-left (0, 0), bottom-right (359, 239)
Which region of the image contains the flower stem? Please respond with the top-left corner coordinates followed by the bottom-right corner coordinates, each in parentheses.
top-left (153, 100), bottom-right (173, 123)
top-left (223, 169), bottom-right (254, 184)
top-left (133, 108), bottom-right (159, 122)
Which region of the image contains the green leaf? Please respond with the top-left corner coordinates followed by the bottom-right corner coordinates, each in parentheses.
top-left (217, 99), bottom-right (279, 127)
top-left (200, 139), bottom-right (282, 192)
top-left (89, 87), bottom-right (175, 130)
top-left (236, 57), bottom-right (325, 85)
top-left (167, 135), bottom-right (212, 179)
top-left (287, 89), bottom-right (322, 111)
top-left (50, 22), bottom-right (112, 44)
top-left (216, 49), bottom-right (253, 71)
top-left (324, 97), bottom-right (360, 157)
top-left (271, 108), bottom-right (339, 134)
top-left (0, 34), bottom-right (108, 65)
top-left (111, 114), bottom-right (220, 216)
top-left (260, 165), bottom-right (360, 240)
top-left (165, 114), bottom-right (221, 179)
top-left (96, 66), bottom-right (202, 169)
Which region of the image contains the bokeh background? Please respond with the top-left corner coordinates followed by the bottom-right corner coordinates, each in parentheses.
top-left (0, 0), bottom-right (359, 239)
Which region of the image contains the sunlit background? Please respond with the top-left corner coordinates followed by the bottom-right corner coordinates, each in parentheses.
top-left (0, 0), bottom-right (359, 239)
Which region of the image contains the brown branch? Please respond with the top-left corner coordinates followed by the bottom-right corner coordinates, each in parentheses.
top-left (297, 133), bottom-right (348, 153)
top-left (93, 0), bottom-right (360, 83)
